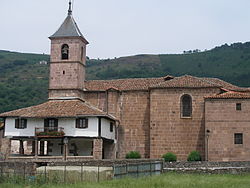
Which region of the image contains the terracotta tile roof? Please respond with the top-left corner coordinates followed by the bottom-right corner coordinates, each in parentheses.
top-left (85, 75), bottom-right (249, 91)
top-left (150, 75), bottom-right (221, 89)
top-left (202, 78), bottom-right (249, 92)
top-left (205, 91), bottom-right (250, 99)
top-left (0, 99), bottom-right (115, 119)
top-left (85, 77), bottom-right (165, 91)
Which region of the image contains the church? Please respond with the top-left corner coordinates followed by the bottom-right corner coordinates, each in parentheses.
top-left (1, 2), bottom-right (250, 162)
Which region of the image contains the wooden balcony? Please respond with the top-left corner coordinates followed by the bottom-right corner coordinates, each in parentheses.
top-left (35, 127), bottom-right (65, 138)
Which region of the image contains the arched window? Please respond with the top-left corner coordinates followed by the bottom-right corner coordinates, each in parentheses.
top-left (181, 94), bottom-right (192, 117)
top-left (61, 44), bottom-right (69, 60)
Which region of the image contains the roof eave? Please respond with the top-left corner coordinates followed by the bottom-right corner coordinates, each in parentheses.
top-left (49, 36), bottom-right (89, 44)
top-left (1, 114), bottom-right (117, 121)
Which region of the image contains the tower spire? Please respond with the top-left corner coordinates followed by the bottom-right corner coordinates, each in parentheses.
top-left (68, 0), bottom-right (72, 15)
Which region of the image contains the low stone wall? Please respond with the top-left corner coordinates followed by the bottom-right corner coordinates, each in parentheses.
top-left (0, 162), bottom-right (37, 174)
top-left (46, 159), bottom-right (164, 167)
top-left (164, 161), bottom-right (250, 174)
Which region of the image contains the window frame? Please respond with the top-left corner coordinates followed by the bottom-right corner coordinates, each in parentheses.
top-left (44, 118), bottom-right (58, 132)
top-left (15, 118), bottom-right (27, 129)
top-left (234, 133), bottom-right (243, 145)
top-left (181, 94), bottom-right (192, 118)
top-left (236, 103), bottom-right (242, 111)
top-left (76, 118), bottom-right (88, 129)
top-left (110, 122), bottom-right (114, 132)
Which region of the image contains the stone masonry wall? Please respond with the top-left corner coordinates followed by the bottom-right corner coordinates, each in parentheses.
top-left (49, 38), bottom-right (86, 98)
top-left (93, 139), bottom-right (103, 160)
top-left (85, 91), bottom-right (151, 159)
top-left (84, 92), bottom-right (106, 112)
top-left (0, 138), bottom-right (10, 160)
top-left (49, 89), bottom-right (84, 99)
top-left (49, 62), bottom-right (85, 90)
top-left (205, 99), bottom-right (250, 161)
top-left (150, 88), bottom-right (220, 161)
top-left (50, 38), bottom-right (86, 65)
top-left (118, 91), bottom-right (150, 158)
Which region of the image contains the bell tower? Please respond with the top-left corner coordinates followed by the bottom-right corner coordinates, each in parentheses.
top-left (48, 1), bottom-right (89, 100)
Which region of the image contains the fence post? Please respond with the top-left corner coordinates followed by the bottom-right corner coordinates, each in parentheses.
top-left (81, 163), bottom-right (83, 182)
top-left (137, 164), bottom-right (139, 178)
top-left (126, 164), bottom-right (128, 177)
top-left (0, 166), bottom-right (2, 180)
top-left (64, 165), bottom-right (66, 183)
top-left (112, 165), bottom-right (115, 179)
top-left (45, 165), bottom-right (47, 183)
top-left (23, 164), bottom-right (26, 183)
top-left (161, 161), bottom-right (164, 174)
top-left (13, 167), bottom-right (16, 182)
top-left (97, 165), bottom-right (100, 182)
top-left (150, 162), bottom-right (152, 176)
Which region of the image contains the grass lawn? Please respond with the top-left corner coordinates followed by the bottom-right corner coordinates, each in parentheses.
top-left (1, 173), bottom-right (250, 188)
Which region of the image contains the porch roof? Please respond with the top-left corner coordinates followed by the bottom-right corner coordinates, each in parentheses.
top-left (0, 99), bottom-right (116, 120)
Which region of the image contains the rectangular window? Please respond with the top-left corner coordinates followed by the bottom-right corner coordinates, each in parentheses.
top-left (76, 118), bottom-right (88, 129)
top-left (44, 118), bottom-right (58, 131)
top-left (234, 133), bottom-right (243, 144)
top-left (15, 119), bottom-right (27, 129)
top-left (110, 122), bottom-right (114, 132)
top-left (236, 103), bottom-right (242, 111)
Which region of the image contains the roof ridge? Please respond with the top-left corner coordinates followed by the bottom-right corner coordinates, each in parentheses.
top-left (150, 74), bottom-right (221, 89)
top-left (199, 77), bottom-right (222, 87)
top-left (86, 76), bottom-right (165, 82)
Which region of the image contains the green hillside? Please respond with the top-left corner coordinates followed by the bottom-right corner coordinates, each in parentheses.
top-left (1, 42), bottom-right (250, 113)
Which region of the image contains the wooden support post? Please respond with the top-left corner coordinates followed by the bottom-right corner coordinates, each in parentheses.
top-left (40, 141), bottom-right (45, 156)
top-left (63, 137), bottom-right (69, 161)
top-left (34, 138), bottom-right (38, 159)
top-left (19, 140), bottom-right (24, 155)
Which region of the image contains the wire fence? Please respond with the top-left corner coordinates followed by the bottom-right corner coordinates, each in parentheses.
top-left (114, 161), bottom-right (163, 179)
top-left (0, 161), bottom-right (163, 184)
top-left (0, 164), bottom-right (113, 184)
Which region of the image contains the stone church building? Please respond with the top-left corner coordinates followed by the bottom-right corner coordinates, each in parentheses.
top-left (1, 3), bottom-right (250, 162)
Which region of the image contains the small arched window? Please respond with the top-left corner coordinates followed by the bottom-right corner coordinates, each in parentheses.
top-left (61, 44), bottom-right (69, 60)
top-left (181, 94), bottom-right (192, 117)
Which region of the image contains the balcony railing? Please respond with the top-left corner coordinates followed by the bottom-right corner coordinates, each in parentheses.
top-left (35, 127), bottom-right (65, 137)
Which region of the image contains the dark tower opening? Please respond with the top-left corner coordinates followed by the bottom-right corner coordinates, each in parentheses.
top-left (61, 44), bottom-right (69, 60)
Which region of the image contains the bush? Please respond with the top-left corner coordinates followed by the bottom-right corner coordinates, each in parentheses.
top-left (162, 152), bottom-right (177, 162)
top-left (125, 151), bottom-right (141, 159)
top-left (187, 151), bottom-right (201, 161)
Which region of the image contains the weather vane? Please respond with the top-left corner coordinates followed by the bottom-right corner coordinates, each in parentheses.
top-left (68, 0), bottom-right (72, 15)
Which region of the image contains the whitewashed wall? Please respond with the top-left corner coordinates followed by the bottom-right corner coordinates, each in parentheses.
top-left (5, 117), bottom-right (115, 140)
top-left (62, 118), bottom-right (98, 137)
top-left (5, 118), bottom-right (43, 137)
top-left (5, 117), bottom-right (99, 137)
top-left (101, 118), bottom-right (116, 140)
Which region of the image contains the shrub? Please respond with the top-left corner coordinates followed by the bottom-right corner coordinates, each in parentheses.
top-left (187, 151), bottom-right (201, 161)
top-left (125, 151), bottom-right (141, 159)
top-left (162, 152), bottom-right (177, 162)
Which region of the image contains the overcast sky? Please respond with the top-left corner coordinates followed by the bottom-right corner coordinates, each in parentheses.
top-left (1, 0), bottom-right (250, 59)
